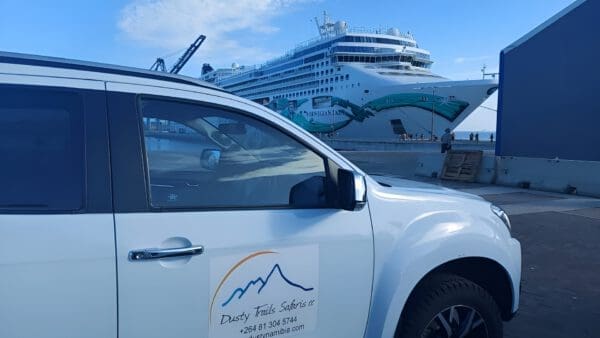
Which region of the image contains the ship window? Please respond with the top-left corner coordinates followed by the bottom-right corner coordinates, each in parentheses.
top-left (330, 78), bottom-right (333, 82)
top-left (326, 61), bottom-right (329, 66)
top-left (352, 84), bottom-right (354, 88)
top-left (346, 74), bottom-right (349, 80)
top-left (325, 79), bottom-right (328, 84)
top-left (357, 83), bottom-right (361, 87)
top-left (325, 88), bottom-right (328, 92)
top-left (330, 87), bottom-right (333, 92)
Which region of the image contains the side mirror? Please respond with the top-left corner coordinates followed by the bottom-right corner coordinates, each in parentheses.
top-left (201, 149), bottom-right (221, 170)
top-left (337, 169), bottom-right (367, 211)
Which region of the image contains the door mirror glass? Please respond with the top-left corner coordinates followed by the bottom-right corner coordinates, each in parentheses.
top-left (337, 169), bottom-right (367, 211)
top-left (200, 149), bottom-right (221, 170)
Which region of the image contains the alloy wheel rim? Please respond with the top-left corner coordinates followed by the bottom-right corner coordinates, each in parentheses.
top-left (421, 305), bottom-right (489, 338)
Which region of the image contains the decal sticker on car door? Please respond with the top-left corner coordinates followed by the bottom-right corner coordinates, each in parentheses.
top-left (209, 245), bottom-right (319, 338)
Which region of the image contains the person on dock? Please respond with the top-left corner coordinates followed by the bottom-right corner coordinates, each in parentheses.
top-left (490, 133), bottom-right (494, 143)
top-left (469, 132), bottom-right (474, 141)
top-left (475, 132), bottom-right (479, 142)
top-left (441, 128), bottom-right (452, 153)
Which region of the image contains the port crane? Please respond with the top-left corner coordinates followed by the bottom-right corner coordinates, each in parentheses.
top-left (150, 34), bottom-right (206, 74)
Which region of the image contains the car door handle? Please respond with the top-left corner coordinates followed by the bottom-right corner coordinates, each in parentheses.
top-left (128, 245), bottom-right (204, 261)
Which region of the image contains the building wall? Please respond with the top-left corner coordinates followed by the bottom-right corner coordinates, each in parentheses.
top-left (497, 0), bottom-right (600, 161)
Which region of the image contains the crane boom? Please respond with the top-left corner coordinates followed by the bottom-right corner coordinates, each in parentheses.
top-left (169, 35), bottom-right (206, 74)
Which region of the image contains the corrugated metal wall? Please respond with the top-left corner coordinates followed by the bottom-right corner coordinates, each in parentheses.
top-left (496, 0), bottom-right (600, 161)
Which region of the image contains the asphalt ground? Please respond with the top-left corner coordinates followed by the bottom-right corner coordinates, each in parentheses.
top-left (341, 151), bottom-right (600, 338)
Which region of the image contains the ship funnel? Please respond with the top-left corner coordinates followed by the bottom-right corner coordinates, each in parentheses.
top-left (387, 27), bottom-right (401, 36)
top-left (231, 62), bottom-right (240, 69)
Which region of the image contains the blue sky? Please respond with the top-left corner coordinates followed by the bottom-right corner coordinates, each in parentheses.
top-left (0, 0), bottom-right (575, 130)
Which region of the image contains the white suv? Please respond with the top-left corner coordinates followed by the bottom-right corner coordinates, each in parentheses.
top-left (0, 52), bottom-right (521, 338)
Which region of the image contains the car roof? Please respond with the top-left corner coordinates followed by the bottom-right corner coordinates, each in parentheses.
top-left (0, 51), bottom-right (224, 92)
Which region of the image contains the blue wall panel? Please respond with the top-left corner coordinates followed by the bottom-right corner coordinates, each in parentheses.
top-left (497, 0), bottom-right (600, 161)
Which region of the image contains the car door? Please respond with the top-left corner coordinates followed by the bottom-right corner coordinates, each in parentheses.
top-left (0, 79), bottom-right (116, 338)
top-left (106, 82), bottom-right (373, 338)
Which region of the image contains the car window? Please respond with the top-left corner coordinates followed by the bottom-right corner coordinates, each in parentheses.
top-left (0, 86), bottom-right (84, 211)
top-left (140, 98), bottom-right (327, 209)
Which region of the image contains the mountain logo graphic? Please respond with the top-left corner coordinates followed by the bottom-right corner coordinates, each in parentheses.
top-left (209, 250), bottom-right (315, 324)
top-left (221, 263), bottom-right (313, 307)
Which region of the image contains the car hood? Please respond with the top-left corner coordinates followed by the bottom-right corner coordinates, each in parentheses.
top-left (369, 175), bottom-right (484, 201)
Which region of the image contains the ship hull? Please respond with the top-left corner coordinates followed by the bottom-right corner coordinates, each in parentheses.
top-left (264, 78), bottom-right (497, 141)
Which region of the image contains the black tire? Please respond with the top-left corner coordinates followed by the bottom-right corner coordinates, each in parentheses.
top-left (396, 273), bottom-right (503, 338)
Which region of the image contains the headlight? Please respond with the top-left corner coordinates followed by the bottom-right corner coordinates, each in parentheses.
top-left (491, 204), bottom-right (511, 232)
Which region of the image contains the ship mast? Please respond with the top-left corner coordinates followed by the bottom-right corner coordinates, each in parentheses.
top-left (315, 11), bottom-right (335, 38)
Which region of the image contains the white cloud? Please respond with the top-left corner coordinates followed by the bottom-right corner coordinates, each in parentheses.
top-left (118, 0), bottom-right (312, 67)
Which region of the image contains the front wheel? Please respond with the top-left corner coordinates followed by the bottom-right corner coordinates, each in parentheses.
top-left (396, 274), bottom-right (503, 338)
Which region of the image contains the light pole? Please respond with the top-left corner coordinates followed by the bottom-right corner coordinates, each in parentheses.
top-left (415, 85), bottom-right (452, 141)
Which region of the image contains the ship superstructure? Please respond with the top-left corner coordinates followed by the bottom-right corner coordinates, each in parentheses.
top-left (202, 13), bottom-right (497, 140)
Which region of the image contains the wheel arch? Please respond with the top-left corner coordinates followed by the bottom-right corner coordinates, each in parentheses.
top-left (394, 257), bottom-right (515, 336)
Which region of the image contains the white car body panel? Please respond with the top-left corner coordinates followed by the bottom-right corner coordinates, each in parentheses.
top-left (0, 214), bottom-right (117, 338)
top-left (364, 176), bottom-right (521, 337)
top-left (115, 209), bottom-right (373, 338)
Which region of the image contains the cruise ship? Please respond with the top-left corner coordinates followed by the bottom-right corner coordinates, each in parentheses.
top-left (201, 14), bottom-right (498, 140)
